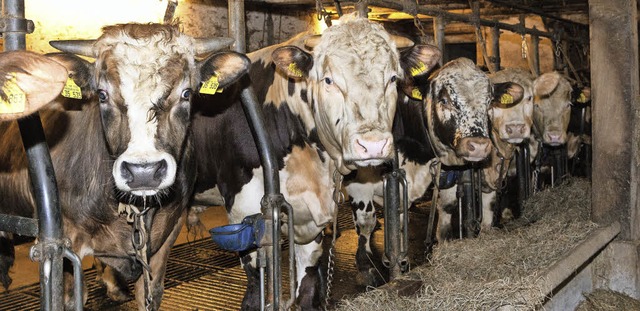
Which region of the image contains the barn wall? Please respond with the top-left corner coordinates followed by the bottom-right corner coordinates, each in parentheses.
top-left (22, 0), bottom-right (317, 54)
top-left (479, 15), bottom-right (555, 74)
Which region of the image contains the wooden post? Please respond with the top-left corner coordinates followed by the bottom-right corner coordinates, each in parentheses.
top-left (491, 26), bottom-right (501, 72)
top-left (589, 0), bottom-right (639, 240)
top-left (355, 0), bottom-right (368, 18)
top-left (531, 34), bottom-right (540, 75)
top-left (433, 16), bottom-right (446, 65)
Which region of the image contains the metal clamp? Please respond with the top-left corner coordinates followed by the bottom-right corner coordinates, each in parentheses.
top-left (0, 16), bottom-right (34, 34)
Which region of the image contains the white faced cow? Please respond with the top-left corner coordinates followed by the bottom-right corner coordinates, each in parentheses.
top-left (0, 24), bottom-right (249, 310)
top-left (190, 13), bottom-right (440, 310)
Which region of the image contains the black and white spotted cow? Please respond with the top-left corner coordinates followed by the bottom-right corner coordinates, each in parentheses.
top-left (345, 57), bottom-right (524, 282)
top-left (191, 13), bottom-right (441, 310)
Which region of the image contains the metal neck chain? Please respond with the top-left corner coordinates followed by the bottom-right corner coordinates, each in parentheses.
top-left (325, 170), bottom-right (344, 309)
top-left (125, 199), bottom-right (154, 311)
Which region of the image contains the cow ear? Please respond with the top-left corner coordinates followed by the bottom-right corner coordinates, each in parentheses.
top-left (272, 46), bottom-right (313, 79)
top-left (492, 82), bottom-right (524, 108)
top-left (572, 86), bottom-right (591, 104)
top-left (533, 72), bottom-right (561, 97)
top-left (400, 44), bottom-right (441, 78)
top-left (199, 51), bottom-right (250, 92)
top-left (46, 52), bottom-right (94, 101)
top-left (0, 51), bottom-right (68, 120)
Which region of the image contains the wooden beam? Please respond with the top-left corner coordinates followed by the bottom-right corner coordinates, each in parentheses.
top-left (589, 0), bottom-right (640, 240)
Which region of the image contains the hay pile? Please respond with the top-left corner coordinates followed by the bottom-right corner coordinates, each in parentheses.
top-left (575, 289), bottom-right (640, 311)
top-left (337, 178), bottom-right (597, 311)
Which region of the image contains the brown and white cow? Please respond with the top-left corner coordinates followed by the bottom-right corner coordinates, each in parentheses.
top-left (191, 13), bottom-right (440, 310)
top-left (345, 58), bottom-right (524, 282)
top-left (0, 23), bottom-right (249, 310)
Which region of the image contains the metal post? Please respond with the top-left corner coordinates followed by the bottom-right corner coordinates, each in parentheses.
top-left (228, 0), bottom-right (285, 308)
top-left (460, 169), bottom-right (476, 238)
top-left (2, 0), bottom-right (65, 309)
top-left (516, 144), bottom-right (531, 208)
top-left (433, 16), bottom-right (446, 65)
top-left (491, 26), bottom-right (501, 72)
top-left (355, 0), bottom-right (368, 18)
top-left (383, 154), bottom-right (402, 280)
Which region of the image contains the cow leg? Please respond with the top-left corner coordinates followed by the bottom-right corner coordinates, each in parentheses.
top-left (0, 231), bottom-right (14, 290)
top-left (295, 234), bottom-right (324, 311)
top-left (94, 258), bottom-right (132, 302)
top-left (435, 187), bottom-right (456, 242)
top-left (134, 212), bottom-right (185, 311)
top-left (239, 251), bottom-right (261, 311)
top-left (481, 191), bottom-right (497, 232)
top-left (350, 198), bottom-right (381, 287)
top-left (345, 180), bottom-right (383, 287)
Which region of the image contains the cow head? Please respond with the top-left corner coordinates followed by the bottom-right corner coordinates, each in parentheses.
top-left (50, 23), bottom-right (249, 198)
top-left (271, 13), bottom-right (441, 174)
top-left (488, 68), bottom-right (534, 144)
top-left (411, 58), bottom-right (493, 166)
top-left (532, 71), bottom-right (573, 146)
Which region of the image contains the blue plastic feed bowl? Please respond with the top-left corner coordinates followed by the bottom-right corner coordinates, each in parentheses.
top-left (210, 223), bottom-right (256, 252)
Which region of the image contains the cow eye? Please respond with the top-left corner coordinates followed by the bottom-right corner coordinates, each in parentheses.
top-left (181, 88), bottom-right (192, 100)
top-left (324, 77), bottom-right (333, 85)
top-left (390, 75), bottom-right (397, 83)
top-left (97, 90), bottom-right (109, 103)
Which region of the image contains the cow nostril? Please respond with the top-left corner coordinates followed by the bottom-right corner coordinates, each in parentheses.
top-left (120, 162), bottom-right (134, 183)
top-left (467, 141), bottom-right (476, 151)
top-left (506, 126), bottom-right (513, 134)
top-left (154, 159), bottom-right (168, 180)
top-left (356, 139), bottom-right (367, 153)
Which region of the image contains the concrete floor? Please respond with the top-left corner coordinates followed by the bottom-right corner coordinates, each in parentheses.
top-left (0, 205), bottom-right (230, 294)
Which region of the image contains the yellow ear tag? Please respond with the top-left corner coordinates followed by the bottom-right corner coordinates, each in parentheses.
top-left (410, 61), bottom-right (427, 77)
top-left (0, 73), bottom-right (26, 114)
top-left (62, 77), bottom-right (82, 99)
top-left (576, 92), bottom-right (587, 104)
top-left (411, 88), bottom-right (423, 100)
top-left (200, 74), bottom-right (223, 95)
top-left (288, 63), bottom-right (303, 78)
top-left (500, 93), bottom-right (514, 105)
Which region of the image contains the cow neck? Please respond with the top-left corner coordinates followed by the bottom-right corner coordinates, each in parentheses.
top-left (490, 126), bottom-right (515, 160)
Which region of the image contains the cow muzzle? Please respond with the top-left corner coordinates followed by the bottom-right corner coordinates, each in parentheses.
top-left (543, 130), bottom-right (567, 146)
top-left (113, 153), bottom-right (177, 196)
top-left (502, 122), bottom-right (531, 144)
top-left (346, 133), bottom-right (393, 167)
top-left (455, 137), bottom-right (492, 162)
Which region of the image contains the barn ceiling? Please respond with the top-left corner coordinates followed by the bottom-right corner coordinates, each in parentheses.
top-left (246, 0), bottom-right (591, 25)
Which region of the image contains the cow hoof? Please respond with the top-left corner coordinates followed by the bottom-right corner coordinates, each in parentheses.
top-left (0, 271), bottom-right (12, 290)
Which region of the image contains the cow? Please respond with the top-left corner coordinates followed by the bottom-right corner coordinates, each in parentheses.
top-left (190, 13), bottom-right (441, 310)
top-left (345, 57), bottom-right (523, 283)
top-left (434, 78), bottom-right (527, 238)
top-left (0, 23), bottom-right (250, 310)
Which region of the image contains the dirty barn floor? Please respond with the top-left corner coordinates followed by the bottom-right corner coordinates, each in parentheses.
top-left (0, 203), bottom-right (430, 310)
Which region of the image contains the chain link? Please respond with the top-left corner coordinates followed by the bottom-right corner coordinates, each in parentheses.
top-left (325, 169), bottom-right (344, 308)
top-left (127, 198), bottom-right (154, 311)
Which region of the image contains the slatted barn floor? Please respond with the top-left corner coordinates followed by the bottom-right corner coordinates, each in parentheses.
top-left (0, 204), bottom-right (430, 310)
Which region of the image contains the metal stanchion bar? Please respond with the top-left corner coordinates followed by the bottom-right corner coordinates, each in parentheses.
top-left (363, 0), bottom-right (585, 43)
top-left (3, 0), bottom-right (66, 309)
top-left (0, 214), bottom-right (38, 237)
